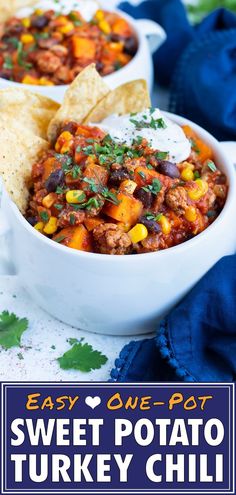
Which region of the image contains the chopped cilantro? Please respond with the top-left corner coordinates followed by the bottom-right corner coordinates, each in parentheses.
top-left (57, 341), bottom-right (108, 372)
top-left (40, 211), bottom-right (49, 223)
top-left (101, 188), bottom-right (120, 205)
top-left (156, 151), bottom-right (169, 160)
top-left (138, 171), bottom-right (146, 179)
top-left (194, 171), bottom-right (201, 179)
top-left (71, 165), bottom-right (81, 179)
top-left (69, 213), bottom-right (76, 225)
top-left (0, 311), bottom-right (28, 349)
top-left (144, 212), bottom-right (163, 222)
top-left (56, 186), bottom-right (65, 194)
top-left (82, 177), bottom-right (99, 193)
top-left (7, 37), bottom-right (19, 48)
top-left (34, 32), bottom-right (50, 40)
top-left (132, 136), bottom-right (143, 146)
top-left (207, 210), bottom-right (216, 218)
top-left (67, 337), bottom-right (79, 345)
top-left (114, 61), bottom-right (122, 71)
top-left (85, 197), bottom-right (100, 210)
top-left (82, 145), bottom-right (95, 156)
top-left (142, 178), bottom-right (162, 195)
top-left (190, 138), bottom-right (200, 154)
top-left (54, 235), bottom-right (66, 243)
top-left (130, 116), bottom-right (167, 131)
top-left (207, 161), bottom-right (217, 172)
top-left (3, 56), bottom-right (13, 70)
top-left (54, 203), bottom-right (63, 210)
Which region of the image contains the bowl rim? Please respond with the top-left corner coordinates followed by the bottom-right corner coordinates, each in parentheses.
top-left (6, 111), bottom-right (236, 262)
top-left (0, 5), bottom-right (144, 91)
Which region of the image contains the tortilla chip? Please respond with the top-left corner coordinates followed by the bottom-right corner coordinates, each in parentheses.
top-left (0, 88), bottom-right (59, 140)
top-left (84, 80), bottom-right (151, 124)
top-left (14, 0), bottom-right (38, 9)
top-left (0, 119), bottom-right (48, 213)
top-left (47, 64), bottom-right (109, 143)
top-left (0, 0), bottom-right (38, 22)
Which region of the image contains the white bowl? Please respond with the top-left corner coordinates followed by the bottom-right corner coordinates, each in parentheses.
top-left (0, 0), bottom-right (166, 101)
top-left (1, 113), bottom-right (236, 336)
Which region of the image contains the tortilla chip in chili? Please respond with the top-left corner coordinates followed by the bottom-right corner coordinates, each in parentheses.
top-left (84, 79), bottom-right (151, 124)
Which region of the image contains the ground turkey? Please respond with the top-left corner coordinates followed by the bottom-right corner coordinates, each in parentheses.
top-left (93, 223), bottom-right (132, 255)
top-left (165, 186), bottom-right (189, 213)
top-left (35, 51), bottom-right (61, 74)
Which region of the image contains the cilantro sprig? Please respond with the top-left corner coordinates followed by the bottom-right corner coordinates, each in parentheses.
top-left (57, 341), bottom-right (108, 372)
top-left (0, 311), bottom-right (28, 349)
top-left (142, 178), bottom-right (162, 195)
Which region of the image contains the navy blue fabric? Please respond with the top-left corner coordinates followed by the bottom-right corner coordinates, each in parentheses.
top-left (110, 256), bottom-right (236, 382)
top-left (119, 0), bottom-right (236, 140)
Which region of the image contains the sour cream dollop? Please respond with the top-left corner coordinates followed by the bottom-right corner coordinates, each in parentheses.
top-left (96, 108), bottom-right (191, 163)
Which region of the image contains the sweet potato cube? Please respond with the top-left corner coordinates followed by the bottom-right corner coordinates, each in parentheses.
top-left (83, 162), bottom-right (109, 188)
top-left (134, 166), bottom-right (160, 187)
top-left (53, 225), bottom-right (92, 252)
top-left (104, 192), bottom-right (143, 225)
top-left (72, 36), bottom-right (96, 59)
top-left (84, 217), bottom-right (104, 231)
top-left (182, 125), bottom-right (213, 162)
top-left (42, 157), bottom-right (61, 181)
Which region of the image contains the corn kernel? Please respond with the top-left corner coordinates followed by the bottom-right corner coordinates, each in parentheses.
top-left (188, 179), bottom-right (208, 200)
top-left (109, 41), bottom-right (124, 52)
top-left (43, 217), bottom-right (58, 235)
top-left (119, 180), bottom-right (137, 194)
top-left (66, 190), bottom-right (86, 204)
top-left (58, 21), bottom-right (74, 34)
top-left (99, 19), bottom-right (111, 34)
top-left (42, 193), bottom-right (56, 209)
top-left (35, 8), bottom-right (43, 15)
top-left (181, 167), bottom-right (194, 181)
top-left (55, 131), bottom-right (73, 153)
top-left (185, 206), bottom-right (197, 222)
top-left (128, 224), bottom-right (148, 243)
top-left (158, 215), bottom-right (171, 235)
top-left (34, 222), bottom-right (44, 233)
top-left (21, 33), bottom-right (34, 44)
top-left (22, 75), bottom-right (39, 85)
top-left (95, 9), bottom-right (104, 21)
top-left (196, 178), bottom-right (208, 194)
top-left (22, 17), bottom-right (31, 28)
top-left (39, 77), bottom-right (55, 86)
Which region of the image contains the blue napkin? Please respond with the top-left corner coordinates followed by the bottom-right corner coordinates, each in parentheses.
top-left (119, 0), bottom-right (236, 140)
top-left (110, 255), bottom-right (236, 382)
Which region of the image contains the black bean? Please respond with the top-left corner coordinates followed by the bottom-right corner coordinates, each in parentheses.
top-left (96, 61), bottom-right (104, 73)
top-left (109, 168), bottom-right (130, 186)
top-left (109, 33), bottom-right (122, 42)
top-left (6, 24), bottom-right (24, 35)
top-left (158, 161), bottom-right (180, 179)
top-left (31, 15), bottom-right (49, 29)
top-left (45, 169), bottom-right (65, 193)
top-left (139, 216), bottom-right (161, 234)
top-left (61, 121), bottom-right (78, 135)
top-left (27, 216), bottom-right (37, 226)
top-left (135, 188), bottom-right (153, 208)
top-left (124, 36), bottom-right (138, 56)
top-left (0, 73), bottom-right (11, 80)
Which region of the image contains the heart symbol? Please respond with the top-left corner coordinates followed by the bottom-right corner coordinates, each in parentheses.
top-left (85, 396), bottom-right (101, 409)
